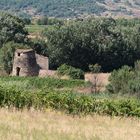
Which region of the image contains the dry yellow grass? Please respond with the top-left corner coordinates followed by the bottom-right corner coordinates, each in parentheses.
top-left (0, 109), bottom-right (140, 140)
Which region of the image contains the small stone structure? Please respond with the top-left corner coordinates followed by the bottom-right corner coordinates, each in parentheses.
top-left (12, 49), bottom-right (49, 77)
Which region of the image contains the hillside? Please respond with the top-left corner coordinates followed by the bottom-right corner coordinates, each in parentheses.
top-left (0, 0), bottom-right (140, 18)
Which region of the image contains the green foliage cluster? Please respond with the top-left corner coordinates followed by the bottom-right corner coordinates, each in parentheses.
top-left (0, 84), bottom-right (140, 117)
top-left (89, 64), bottom-right (101, 73)
top-left (107, 66), bottom-right (135, 94)
top-left (107, 63), bottom-right (140, 96)
top-left (57, 64), bottom-right (84, 79)
top-left (44, 18), bottom-right (140, 72)
top-left (0, 13), bottom-right (28, 46)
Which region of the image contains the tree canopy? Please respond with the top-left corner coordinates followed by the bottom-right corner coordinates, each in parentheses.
top-left (43, 18), bottom-right (140, 72)
top-left (0, 13), bottom-right (28, 47)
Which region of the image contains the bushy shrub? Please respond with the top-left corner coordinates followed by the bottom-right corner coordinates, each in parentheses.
top-left (126, 61), bottom-right (140, 95)
top-left (106, 66), bottom-right (135, 94)
top-left (57, 64), bottom-right (84, 79)
top-left (106, 64), bottom-right (140, 96)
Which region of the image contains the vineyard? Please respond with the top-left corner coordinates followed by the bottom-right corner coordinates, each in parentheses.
top-left (0, 76), bottom-right (140, 117)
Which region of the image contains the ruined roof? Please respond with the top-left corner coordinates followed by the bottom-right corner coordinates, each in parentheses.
top-left (16, 49), bottom-right (34, 53)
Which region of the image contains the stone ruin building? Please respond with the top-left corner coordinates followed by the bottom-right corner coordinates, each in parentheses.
top-left (12, 49), bottom-right (49, 77)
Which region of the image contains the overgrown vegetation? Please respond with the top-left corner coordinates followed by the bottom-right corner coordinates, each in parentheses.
top-left (0, 82), bottom-right (140, 117)
top-left (57, 64), bottom-right (84, 79)
top-left (107, 61), bottom-right (140, 96)
top-left (89, 64), bottom-right (101, 73)
top-left (0, 76), bottom-right (87, 92)
top-left (0, 76), bottom-right (139, 117)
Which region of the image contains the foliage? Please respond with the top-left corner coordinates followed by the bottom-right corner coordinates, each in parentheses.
top-left (0, 76), bottom-right (87, 92)
top-left (23, 18), bottom-right (31, 25)
top-left (1, 15), bottom-right (139, 74)
top-left (106, 65), bottom-right (140, 95)
top-left (107, 66), bottom-right (134, 94)
top-left (32, 39), bottom-right (48, 56)
top-left (0, 13), bottom-right (28, 46)
top-left (44, 18), bottom-right (140, 72)
top-left (0, 76), bottom-right (139, 117)
top-left (57, 64), bottom-right (84, 79)
top-left (0, 84), bottom-right (140, 117)
top-left (89, 64), bottom-right (101, 73)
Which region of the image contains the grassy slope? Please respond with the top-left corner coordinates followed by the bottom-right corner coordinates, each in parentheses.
top-left (0, 109), bottom-right (140, 140)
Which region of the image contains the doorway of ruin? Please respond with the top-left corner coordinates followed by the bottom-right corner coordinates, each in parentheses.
top-left (16, 67), bottom-right (20, 76)
top-left (17, 53), bottom-right (21, 56)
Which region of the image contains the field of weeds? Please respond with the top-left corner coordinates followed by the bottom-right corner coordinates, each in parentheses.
top-left (0, 109), bottom-right (140, 140)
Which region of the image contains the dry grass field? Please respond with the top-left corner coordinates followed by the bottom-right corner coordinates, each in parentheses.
top-left (0, 109), bottom-right (140, 140)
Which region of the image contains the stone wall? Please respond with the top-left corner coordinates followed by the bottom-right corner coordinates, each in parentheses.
top-left (35, 54), bottom-right (49, 70)
top-left (85, 73), bottom-right (111, 91)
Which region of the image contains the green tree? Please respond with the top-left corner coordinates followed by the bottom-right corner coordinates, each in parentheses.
top-left (44, 18), bottom-right (132, 72)
top-left (0, 13), bottom-right (28, 47)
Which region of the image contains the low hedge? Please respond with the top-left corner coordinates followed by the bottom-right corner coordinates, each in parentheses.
top-left (57, 64), bottom-right (84, 79)
top-left (0, 86), bottom-right (140, 117)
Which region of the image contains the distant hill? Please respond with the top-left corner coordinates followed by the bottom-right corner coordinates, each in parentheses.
top-left (0, 0), bottom-right (140, 18)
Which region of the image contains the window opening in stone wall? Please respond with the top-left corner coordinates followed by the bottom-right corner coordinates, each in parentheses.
top-left (16, 67), bottom-right (20, 76)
